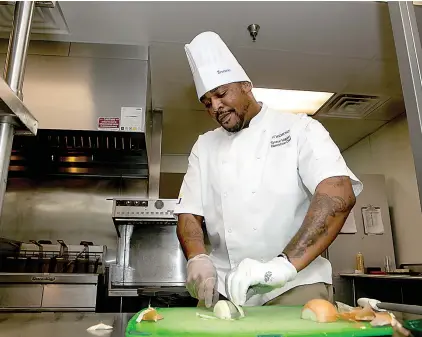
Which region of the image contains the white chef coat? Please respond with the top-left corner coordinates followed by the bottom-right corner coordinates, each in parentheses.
top-left (174, 103), bottom-right (363, 306)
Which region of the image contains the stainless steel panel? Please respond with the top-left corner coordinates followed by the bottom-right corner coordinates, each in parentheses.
top-left (148, 109), bottom-right (162, 198)
top-left (116, 225), bottom-right (186, 286)
top-left (389, 2), bottom-right (422, 209)
top-left (116, 225), bottom-right (133, 267)
top-left (0, 38), bottom-right (70, 57)
top-left (0, 178), bottom-right (148, 251)
top-left (4, 1), bottom-right (35, 99)
top-left (0, 273), bottom-right (99, 284)
top-left (0, 284), bottom-right (42, 307)
top-left (22, 54), bottom-right (148, 131)
top-left (0, 312), bottom-right (117, 337)
top-left (0, 0), bottom-right (35, 234)
top-left (112, 198), bottom-right (177, 220)
top-left (0, 70), bottom-right (38, 134)
top-left (0, 122), bottom-right (13, 219)
top-left (42, 284), bottom-right (96, 308)
top-left (25, 40), bottom-right (70, 56)
top-left (69, 42), bottom-right (148, 60)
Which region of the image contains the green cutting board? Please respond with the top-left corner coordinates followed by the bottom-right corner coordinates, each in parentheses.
top-left (126, 306), bottom-right (393, 337)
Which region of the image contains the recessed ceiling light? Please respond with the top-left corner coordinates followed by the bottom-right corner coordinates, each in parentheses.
top-left (252, 88), bottom-right (334, 115)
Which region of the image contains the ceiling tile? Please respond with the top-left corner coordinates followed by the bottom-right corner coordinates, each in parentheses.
top-left (231, 2), bottom-right (395, 60)
top-left (231, 47), bottom-right (369, 93)
top-left (59, 1), bottom-right (150, 45)
top-left (147, 2), bottom-right (236, 45)
top-left (364, 97), bottom-right (405, 121)
top-left (343, 59), bottom-right (401, 96)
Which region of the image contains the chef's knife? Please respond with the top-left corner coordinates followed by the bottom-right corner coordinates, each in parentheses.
top-left (377, 303), bottom-right (422, 315)
top-left (358, 297), bottom-right (422, 315)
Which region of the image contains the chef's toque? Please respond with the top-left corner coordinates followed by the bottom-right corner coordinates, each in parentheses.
top-left (185, 31), bottom-right (251, 100)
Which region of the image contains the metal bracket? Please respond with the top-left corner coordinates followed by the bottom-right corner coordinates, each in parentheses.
top-left (388, 1), bottom-right (422, 210)
top-left (148, 109), bottom-right (163, 199)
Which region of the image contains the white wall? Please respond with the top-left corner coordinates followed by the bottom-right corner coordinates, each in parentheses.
top-left (342, 114), bottom-right (422, 265)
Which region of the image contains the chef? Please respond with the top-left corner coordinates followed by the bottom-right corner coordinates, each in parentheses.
top-left (173, 31), bottom-right (362, 309)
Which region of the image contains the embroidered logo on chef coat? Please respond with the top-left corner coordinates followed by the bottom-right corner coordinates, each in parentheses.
top-left (270, 130), bottom-right (291, 148)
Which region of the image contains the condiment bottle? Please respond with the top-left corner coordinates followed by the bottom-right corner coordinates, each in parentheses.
top-left (355, 252), bottom-right (365, 274)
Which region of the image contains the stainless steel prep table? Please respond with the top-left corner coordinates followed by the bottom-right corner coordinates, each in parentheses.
top-left (340, 273), bottom-right (422, 309)
top-left (0, 312), bottom-right (135, 337)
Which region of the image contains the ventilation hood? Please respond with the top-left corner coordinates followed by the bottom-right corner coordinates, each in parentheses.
top-left (6, 41), bottom-right (159, 183)
top-left (0, 1), bottom-right (68, 36)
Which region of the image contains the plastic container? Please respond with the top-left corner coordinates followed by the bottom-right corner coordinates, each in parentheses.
top-left (403, 319), bottom-right (422, 337)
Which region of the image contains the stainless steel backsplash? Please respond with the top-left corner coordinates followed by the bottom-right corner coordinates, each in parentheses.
top-left (0, 177), bottom-right (148, 251)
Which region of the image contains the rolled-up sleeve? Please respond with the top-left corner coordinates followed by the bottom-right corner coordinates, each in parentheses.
top-left (297, 117), bottom-right (363, 197)
top-left (173, 138), bottom-right (204, 217)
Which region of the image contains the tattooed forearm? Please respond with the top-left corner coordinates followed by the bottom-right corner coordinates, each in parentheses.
top-left (283, 176), bottom-right (356, 271)
top-left (177, 213), bottom-right (207, 260)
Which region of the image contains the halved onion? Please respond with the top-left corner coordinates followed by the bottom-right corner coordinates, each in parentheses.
top-left (213, 300), bottom-right (242, 320)
top-left (301, 299), bottom-right (339, 323)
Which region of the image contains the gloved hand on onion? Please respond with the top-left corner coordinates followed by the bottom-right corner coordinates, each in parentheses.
top-left (186, 254), bottom-right (219, 308)
top-left (225, 256), bottom-right (298, 306)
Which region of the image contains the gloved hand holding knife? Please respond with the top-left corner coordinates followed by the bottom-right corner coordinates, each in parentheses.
top-left (186, 254), bottom-right (219, 308)
top-left (225, 255), bottom-right (297, 306)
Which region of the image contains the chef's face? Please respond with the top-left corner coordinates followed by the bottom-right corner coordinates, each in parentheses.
top-left (200, 82), bottom-right (252, 133)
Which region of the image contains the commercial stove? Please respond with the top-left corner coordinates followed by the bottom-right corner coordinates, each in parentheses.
top-left (109, 198), bottom-right (188, 299)
top-left (0, 238), bottom-right (106, 311)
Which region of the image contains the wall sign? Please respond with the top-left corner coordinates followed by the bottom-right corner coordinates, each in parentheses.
top-left (98, 117), bottom-right (120, 131)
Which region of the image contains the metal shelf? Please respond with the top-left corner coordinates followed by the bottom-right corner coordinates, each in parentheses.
top-left (0, 75), bottom-right (38, 135)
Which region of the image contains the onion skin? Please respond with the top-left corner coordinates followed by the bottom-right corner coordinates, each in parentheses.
top-left (301, 299), bottom-right (339, 323)
top-left (339, 305), bottom-right (376, 322)
top-left (137, 307), bottom-right (163, 322)
top-left (370, 312), bottom-right (394, 327)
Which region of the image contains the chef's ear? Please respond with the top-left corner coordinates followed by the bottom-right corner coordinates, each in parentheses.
top-left (240, 81), bottom-right (252, 93)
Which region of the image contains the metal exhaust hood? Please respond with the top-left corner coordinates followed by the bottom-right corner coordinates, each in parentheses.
top-left (7, 41), bottom-right (162, 191)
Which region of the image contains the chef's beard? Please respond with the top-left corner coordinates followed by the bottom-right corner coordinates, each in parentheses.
top-left (217, 103), bottom-right (250, 133)
top-left (218, 111), bottom-right (245, 133)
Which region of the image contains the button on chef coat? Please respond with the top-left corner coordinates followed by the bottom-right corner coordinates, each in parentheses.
top-left (174, 103), bottom-right (363, 306)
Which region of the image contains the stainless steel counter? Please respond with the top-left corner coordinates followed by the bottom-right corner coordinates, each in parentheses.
top-left (340, 273), bottom-right (422, 280)
top-left (340, 273), bottom-right (422, 308)
top-left (0, 312), bottom-right (135, 337)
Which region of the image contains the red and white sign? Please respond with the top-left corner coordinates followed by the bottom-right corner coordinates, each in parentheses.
top-left (98, 117), bottom-right (120, 131)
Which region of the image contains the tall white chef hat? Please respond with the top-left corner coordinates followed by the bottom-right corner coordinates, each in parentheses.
top-left (185, 31), bottom-right (251, 100)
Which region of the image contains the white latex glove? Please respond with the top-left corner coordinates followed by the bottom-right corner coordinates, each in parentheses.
top-left (226, 257), bottom-right (297, 306)
top-left (357, 297), bottom-right (384, 311)
top-left (186, 254), bottom-right (219, 308)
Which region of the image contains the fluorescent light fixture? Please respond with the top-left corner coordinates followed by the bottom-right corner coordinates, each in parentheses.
top-left (252, 88), bottom-right (334, 115)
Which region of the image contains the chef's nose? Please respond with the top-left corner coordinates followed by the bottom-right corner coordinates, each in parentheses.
top-left (211, 97), bottom-right (223, 112)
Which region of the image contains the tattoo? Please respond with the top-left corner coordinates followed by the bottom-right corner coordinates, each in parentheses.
top-left (284, 176), bottom-right (354, 259)
top-left (181, 218), bottom-right (204, 245)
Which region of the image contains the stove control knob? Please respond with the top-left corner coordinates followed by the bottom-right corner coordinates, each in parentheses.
top-left (155, 200), bottom-right (164, 210)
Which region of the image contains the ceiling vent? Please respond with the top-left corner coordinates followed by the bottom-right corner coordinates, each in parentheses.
top-left (0, 1), bottom-right (68, 35)
top-left (315, 94), bottom-right (390, 119)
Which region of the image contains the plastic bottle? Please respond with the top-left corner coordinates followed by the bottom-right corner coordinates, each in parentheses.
top-left (355, 252), bottom-right (365, 274)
